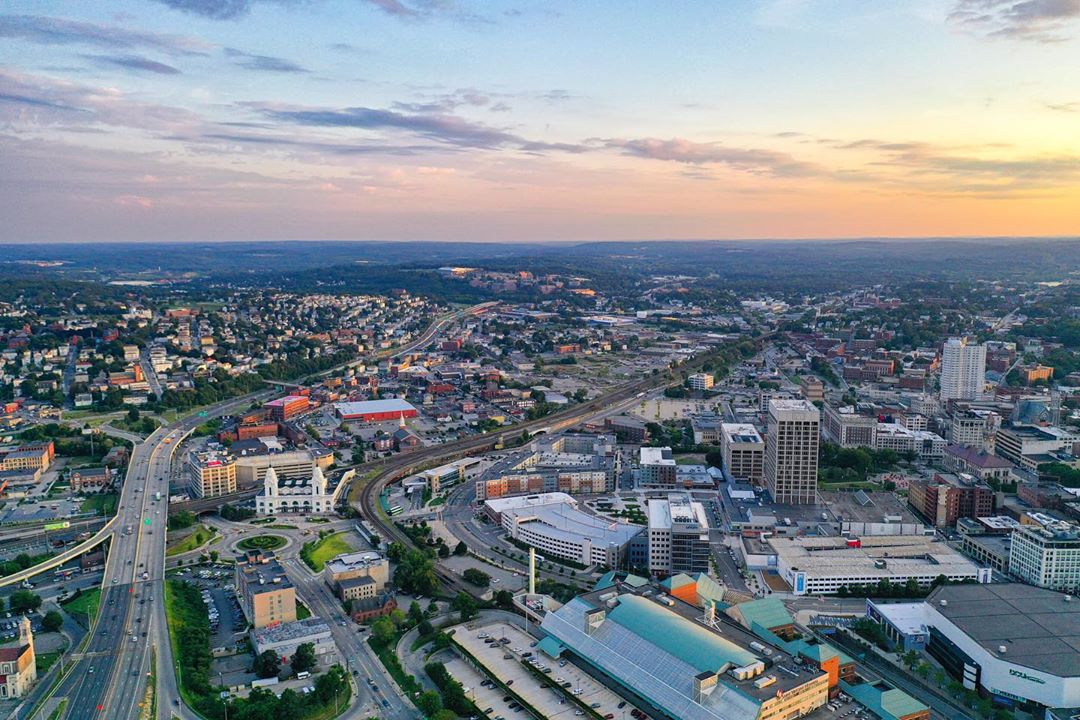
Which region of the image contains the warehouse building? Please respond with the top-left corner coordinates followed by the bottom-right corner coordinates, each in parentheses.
top-left (334, 398), bottom-right (418, 423)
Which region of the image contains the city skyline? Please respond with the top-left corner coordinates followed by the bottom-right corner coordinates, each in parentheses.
top-left (2, 0), bottom-right (1080, 243)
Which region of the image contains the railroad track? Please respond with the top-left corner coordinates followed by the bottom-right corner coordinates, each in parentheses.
top-left (357, 331), bottom-right (777, 596)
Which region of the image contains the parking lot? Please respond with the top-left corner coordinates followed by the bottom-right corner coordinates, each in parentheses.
top-left (443, 656), bottom-right (536, 720)
top-left (455, 620), bottom-right (634, 720)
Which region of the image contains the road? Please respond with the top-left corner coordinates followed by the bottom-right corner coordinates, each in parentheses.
top-left (34, 303), bottom-right (493, 720)
top-left (41, 390), bottom-right (276, 720)
top-left (279, 556), bottom-right (420, 720)
top-left (139, 348), bottom-right (164, 399)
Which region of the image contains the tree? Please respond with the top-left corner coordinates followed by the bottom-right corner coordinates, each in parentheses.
top-left (409, 601), bottom-right (424, 626)
top-left (432, 711), bottom-right (456, 720)
top-left (291, 642), bottom-right (317, 674)
top-left (453, 541), bottom-right (468, 556)
top-left (437, 544), bottom-right (450, 558)
top-left (254, 650), bottom-right (281, 679)
top-left (418, 619), bottom-right (434, 637)
top-left (127, 407), bottom-right (140, 422)
top-left (209, 550), bottom-right (219, 563)
top-left (274, 689), bottom-right (303, 720)
top-left (416, 690), bottom-right (442, 716)
top-left (494, 589), bottom-right (514, 609)
top-left (314, 664), bottom-right (348, 705)
top-left (8, 590), bottom-right (42, 614)
top-left (42, 610), bottom-right (63, 632)
top-left (462, 568), bottom-right (491, 587)
top-left (451, 592), bottom-right (478, 621)
top-left (371, 616), bottom-right (396, 646)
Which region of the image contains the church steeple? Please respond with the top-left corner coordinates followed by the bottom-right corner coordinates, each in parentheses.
top-left (17, 614), bottom-right (32, 649)
top-left (399, 411), bottom-right (406, 429)
top-left (311, 465), bottom-right (326, 496)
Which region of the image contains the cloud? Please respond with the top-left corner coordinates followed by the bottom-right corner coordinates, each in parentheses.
top-left (392, 88), bottom-right (492, 113)
top-left (949, 0), bottom-right (1080, 42)
top-left (1045, 101), bottom-right (1080, 112)
top-left (0, 68), bottom-right (201, 132)
top-left (82, 54), bottom-right (182, 75)
top-left (599, 137), bottom-right (819, 176)
top-left (151, 0), bottom-right (479, 22)
top-left (225, 48), bottom-right (308, 73)
top-left (0, 14), bottom-right (210, 54)
top-left (114, 194), bottom-right (154, 208)
top-left (150, 0), bottom-right (258, 20)
top-left (244, 100), bottom-right (583, 153)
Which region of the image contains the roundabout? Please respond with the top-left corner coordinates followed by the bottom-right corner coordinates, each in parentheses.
top-left (236, 534), bottom-right (288, 552)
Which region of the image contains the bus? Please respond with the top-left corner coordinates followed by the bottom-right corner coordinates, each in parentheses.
top-left (54, 568), bottom-right (79, 580)
top-left (296, 671), bottom-right (311, 680)
top-left (387, 505), bottom-right (403, 516)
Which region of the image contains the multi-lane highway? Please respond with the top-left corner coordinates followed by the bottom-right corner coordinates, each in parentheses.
top-left (44, 390), bottom-right (275, 720)
top-left (29, 302), bottom-right (493, 720)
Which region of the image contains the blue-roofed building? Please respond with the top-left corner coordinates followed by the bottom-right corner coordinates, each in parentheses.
top-left (539, 583), bottom-right (830, 720)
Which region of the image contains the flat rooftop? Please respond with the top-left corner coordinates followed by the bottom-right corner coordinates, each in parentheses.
top-left (335, 398), bottom-right (417, 415)
top-left (868, 601), bottom-right (928, 637)
top-left (251, 617), bottom-right (330, 644)
top-left (928, 583), bottom-right (1080, 677)
top-left (325, 550), bottom-right (385, 575)
top-left (509, 502), bottom-right (642, 546)
top-left (484, 492), bottom-right (576, 514)
top-left (770, 535), bottom-right (980, 579)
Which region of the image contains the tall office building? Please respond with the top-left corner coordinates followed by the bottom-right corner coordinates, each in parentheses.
top-left (940, 337), bottom-right (986, 401)
top-left (764, 399), bottom-right (820, 504)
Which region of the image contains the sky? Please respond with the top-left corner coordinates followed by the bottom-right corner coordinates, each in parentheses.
top-left (1, 0), bottom-right (1079, 243)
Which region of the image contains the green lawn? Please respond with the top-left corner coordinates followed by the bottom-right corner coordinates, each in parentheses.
top-left (267, 523), bottom-right (299, 530)
top-left (60, 587), bottom-right (101, 627)
top-left (36, 642), bottom-right (68, 673)
top-left (297, 600), bottom-right (312, 620)
top-left (166, 525), bottom-right (215, 556)
top-left (300, 531), bottom-right (353, 571)
top-left (80, 493), bottom-right (118, 516)
top-left (237, 535), bottom-right (287, 552)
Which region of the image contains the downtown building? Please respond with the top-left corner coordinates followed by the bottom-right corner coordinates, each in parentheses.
top-left (647, 492), bottom-right (711, 577)
top-left (720, 424), bottom-right (765, 485)
top-left (764, 399), bottom-right (820, 504)
top-left (1009, 521), bottom-right (1080, 593)
top-left (939, 337), bottom-right (986, 402)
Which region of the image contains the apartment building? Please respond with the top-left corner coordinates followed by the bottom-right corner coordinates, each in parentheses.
top-left (907, 473), bottom-right (994, 528)
top-left (940, 337), bottom-right (986, 401)
top-left (639, 446), bottom-right (677, 488)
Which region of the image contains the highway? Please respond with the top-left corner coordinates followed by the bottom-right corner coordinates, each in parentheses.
top-left (44, 390), bottom-right (275, 720)
top-left (28, 301), bottom-right (493, 720)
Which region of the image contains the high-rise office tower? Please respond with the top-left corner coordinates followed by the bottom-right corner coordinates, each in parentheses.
top-left (940, 337), bottom-right (986, 401)
top-left (765, 399), bottom-right (820, 504)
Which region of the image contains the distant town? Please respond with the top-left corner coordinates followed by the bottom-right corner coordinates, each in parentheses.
top-left (3, 240), bottom-right (1080, 720)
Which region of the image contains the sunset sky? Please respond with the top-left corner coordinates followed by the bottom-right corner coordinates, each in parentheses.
top-left (2, 0), bottom-right (1079, 243)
